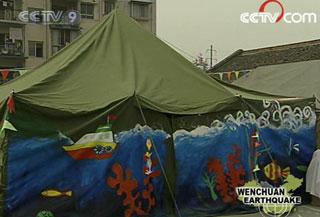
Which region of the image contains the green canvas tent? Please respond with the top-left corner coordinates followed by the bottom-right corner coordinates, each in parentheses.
top-left (0, 10), bottom-right (317, 217)
top-left (0, 10), bottom-right (286, 116)
top-left (234, 59), bottom-right (320, 107)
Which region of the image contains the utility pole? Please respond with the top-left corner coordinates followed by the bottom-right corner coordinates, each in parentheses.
top-left (194, 45), bottom-right (217, 71)
top-left (210, 45), bottom-right (213, 69)
top-left (207, 44), bottom-right (217, 69)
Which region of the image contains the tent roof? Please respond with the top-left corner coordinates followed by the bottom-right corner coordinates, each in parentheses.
top-left (0, 10), bottom-right (287, 115)
top-left (234, 60), bottom-right (320, 101)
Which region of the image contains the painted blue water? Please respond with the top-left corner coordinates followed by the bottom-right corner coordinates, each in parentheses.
top-left (174, 122), bottom-right (316, 211)
top-left (5, 126), bottom-right (168, 214)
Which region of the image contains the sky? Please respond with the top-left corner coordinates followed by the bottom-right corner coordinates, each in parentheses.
top-left (156, 0), bottom-right (320, 64)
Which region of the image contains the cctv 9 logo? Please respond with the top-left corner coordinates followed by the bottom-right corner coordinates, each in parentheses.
top-left (18, 10), bottom-right (80, 25)
top-left (67, 10), bottom-right (80, 25)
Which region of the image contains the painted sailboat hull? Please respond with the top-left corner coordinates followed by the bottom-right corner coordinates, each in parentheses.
top-left (63, 132), bottom-right (117, 160)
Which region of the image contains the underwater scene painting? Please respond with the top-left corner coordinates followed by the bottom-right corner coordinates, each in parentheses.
top-left (174, 100), bottom-right (317, 216)
top-left (5, 125), bottom-right (168, 217)
top-left (4, 100), bottom-right (317, 217)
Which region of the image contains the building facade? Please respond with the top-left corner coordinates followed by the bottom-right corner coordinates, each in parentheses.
top-left (0, 0), bottom-right (156, 69)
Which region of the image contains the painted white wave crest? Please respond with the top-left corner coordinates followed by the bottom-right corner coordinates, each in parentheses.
top-left (173, 100), bottom-right (316, 139)
top-left (223, 100), bottom-right (316, 132)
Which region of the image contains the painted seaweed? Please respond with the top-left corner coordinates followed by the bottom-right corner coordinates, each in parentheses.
top-left (205, 145), bottom-right (245, 204)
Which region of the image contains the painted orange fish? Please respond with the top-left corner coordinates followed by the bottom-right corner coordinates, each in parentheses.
top-left (264, 160), bottom-right (290, 182)
top-left (41, 190), bottom-right (72, 198)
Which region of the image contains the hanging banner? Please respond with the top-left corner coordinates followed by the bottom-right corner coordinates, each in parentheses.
top-left (1, 69), bottom-right (10, 81)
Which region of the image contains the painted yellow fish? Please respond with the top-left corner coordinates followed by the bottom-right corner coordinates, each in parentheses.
top-left (264, 160), bottom-right (290, 182)
top-left (41, 190), bottom-right (72, 198)
top-left (146, 139), bottom-right (153, 151)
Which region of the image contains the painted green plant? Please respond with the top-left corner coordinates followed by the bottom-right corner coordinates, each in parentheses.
top-left (36, 210), bottom-right (55, 217)
top-left (203, 172), bottom-right (218, 201)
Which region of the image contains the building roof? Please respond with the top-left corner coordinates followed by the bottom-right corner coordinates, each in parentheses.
top-left (209, 39), bottom-right (320, 73)
top-left (233, 59), bottom-right (320, 107)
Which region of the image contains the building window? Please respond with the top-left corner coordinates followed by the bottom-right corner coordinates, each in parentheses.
top-left (0, 31), bottom-right (23, 56)
top-left (104, 0), bottom-right (115, 15)
top-left (131, 2), bottom-right (150, 19)
top-left (81, 3), bottom-right (94, 19)
top-left (0, 33), bottom-right (9, 46)
top-left (29, 41), bottom-right (43, 57)
top-left (0, 0), bottom-right (15, 20)
top-left (52, 29), bottom-right (79, 54)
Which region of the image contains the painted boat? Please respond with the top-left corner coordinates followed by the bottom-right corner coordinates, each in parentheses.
top-left (63, 125), bottom-right (117, 160)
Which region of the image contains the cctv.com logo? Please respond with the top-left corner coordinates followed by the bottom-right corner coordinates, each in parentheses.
top-left (240, 0), bottom-right (318, 24)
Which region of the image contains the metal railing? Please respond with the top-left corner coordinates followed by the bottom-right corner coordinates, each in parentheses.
top-left (0, 42), bottom-right (24, 56)
top-left (52, 44), bottom-right (68, 54)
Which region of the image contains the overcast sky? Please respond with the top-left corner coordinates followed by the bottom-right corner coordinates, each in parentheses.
top-left (157, 0), bottom-right (320, 64)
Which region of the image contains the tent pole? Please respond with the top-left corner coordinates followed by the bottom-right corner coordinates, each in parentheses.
top-left (0, 99), bottom-right (10, 216)
top-left (134, 95), bottom-right (182, 217)
top-left (0, 131), bottom-right (7, 217)
top-left (237, 96), bottom-right (276, 178)
top-left (312, 95), bottom-right (320, 149)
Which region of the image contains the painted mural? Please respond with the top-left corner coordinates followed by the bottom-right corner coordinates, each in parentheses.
top-left (5, 124), bottom-right (168, 217)
top-left (3, 100), bottom-right (317, 217)
top-left (174, 100), bottom-right (317, 215)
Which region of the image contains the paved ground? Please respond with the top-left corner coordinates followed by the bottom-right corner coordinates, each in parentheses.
top-left (217, 205), bottom-right (320, 217)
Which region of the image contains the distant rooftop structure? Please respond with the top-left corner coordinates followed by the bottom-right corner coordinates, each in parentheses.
top-left (209, 39), bottom-right (320, 73)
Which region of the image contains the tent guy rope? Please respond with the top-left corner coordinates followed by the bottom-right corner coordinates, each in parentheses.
top-left (135, 95), bottom-right (183, 217)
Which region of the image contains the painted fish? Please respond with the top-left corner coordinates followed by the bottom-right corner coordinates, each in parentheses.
top-left (41, 190), bottom-right (72, 198)
top-left (264, 160), bottom-right (290, 182)
top-left (144, 138), bottom-right (154, 175)
top-left (146, 139), bottom-right (153, 151)
top-left (144, 158), bottom-right (153, 175)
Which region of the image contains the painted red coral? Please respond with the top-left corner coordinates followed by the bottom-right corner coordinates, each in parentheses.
top-left (226, 145), bottom-right (246, 202)
top-left (207, 159), bottom-right (233, 203)
top-left (107, 163), bottom-right (160, 217)
top-left (207, 145), bottom-right (246, 204)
